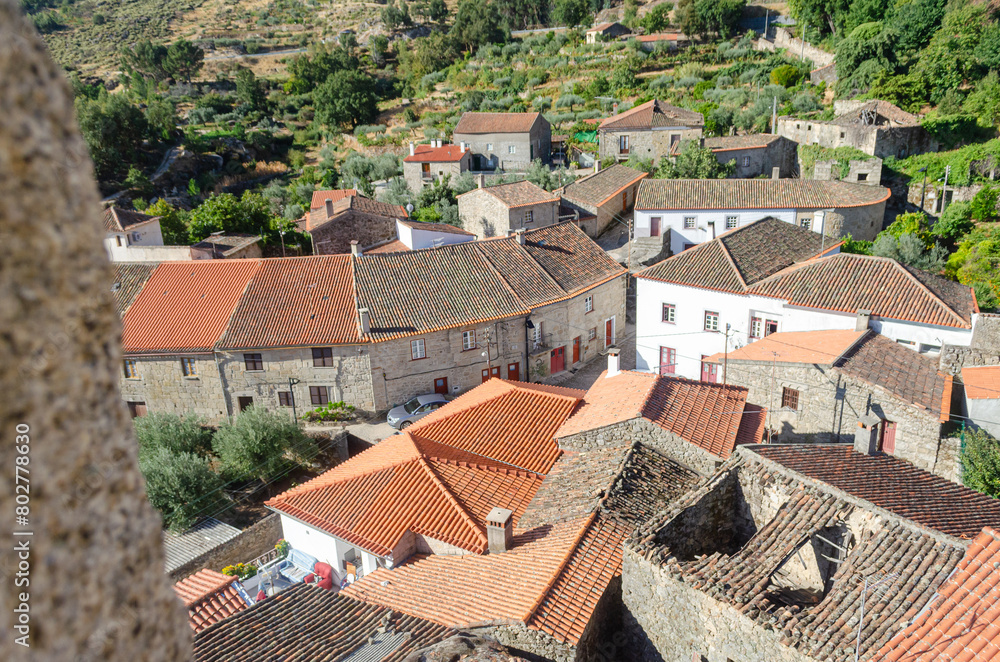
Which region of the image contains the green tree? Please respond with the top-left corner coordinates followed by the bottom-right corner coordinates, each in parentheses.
top-left (913, 5), bottom-right (987, 104)
top-left (656, 140), bottom-right (735, 179)
top-left (933, 200), bottom-right (974, 246)
top-left (786, 0), bottom-right (850, 39)
top-left (287, 46), bottom-right (359, 92)
top-left (864, 71), bottom-right (927, 114)
top-left (964, 72), bottom-right (1000, 129)
top-left (162, 40), bottom-right (204, 82)
top-left (639, 3), bottom-right (673, 33)
top-left (429, 0), bottom-right (449, 23)
top-left (339, 152), bottom-right (403, 196)
top-left (120, 39), bottom-right (169, 81)
top-left (974, 22), bottom-right (1000, 72)
top-left (213, 406), bottom-right (317, 483)
top-left (893, 0), bottom-right (945, 54)
top-left (674, 0), bottom-right (704, 37)
top-left (610, 57), bottom-right (640, 94)
top-left (314, 69), bottom-right (379, 128)
top-left (551, 0), bottom-right (590, 27)
top-left (144, 198), bottom-right (190, 244)
top-left (962, 428), bottom-right (1000, 498)
top-left (123, 166), bottom-right (153, 196)
top-left (835, 22), bottom-right (898, 96)
top-left (971, 186), bottom-right (1000, 222)
top-left (235, 68), bottom-right (269, 113)
top-left (134, 413), bottom-right (214, 459)
top-left (770, 64), bottom-right (802, 88)
top-left (451, 0), bottom-right (507, 51)
top-left (694, 0), bottom-right (744, 38)
top-left (369, 35), bottom-right (390, 67)
top-left (382, 0), bottom-right (413, 29)
top-left (187, 191), bottom-right (277, 241)
top-left (139, 447), bottom-right (227, 531)
top-left (75, 93), bottom-right (149, 181)
top-left (144, 96), bottom-right (178, 139)
top-left (871, 233), bottom-right (947, 272)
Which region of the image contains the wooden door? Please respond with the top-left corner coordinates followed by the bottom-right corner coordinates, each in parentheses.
top-left (507, 362), bottom-right (520, 382)
top-left (880, 421), bottom-right (897, 454)
top-left (433, 377), bottom-right (448, 395)
top-left (621, 190), bottom-right (628, 212)
top-left (659, 347), bottom-right (676, 375)
top-left (127, 401), bottom-right (147, 418)
top-left (700, 356), bottom-right (718, 383)
top-left (572, 337), bottom-right (581, 363)
top-left (650, 216), bottom-right (661, 237)
top-left (550, 346), bottom-right (565, 374)
top-left (605, 318), bottom-right (614, 347)
top-left (482, 367), bottom-right (501, 383)
top-left (238, 396), bottom-right (254, 412)
top-left (482, 368), bottom-right (491, 383)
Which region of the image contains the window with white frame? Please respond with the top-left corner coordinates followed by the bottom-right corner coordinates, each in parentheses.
top-left (741, 156), bottom-right (750, 167)
top-left (585, 295), bottom-right (593, 313)
top-left (750, 316), bottom-right (778, 339)
top-left (462, 330), bottom-right (476, 351)
top-left (411, 338), bottom-right (426, 360)
top-left (487, 143), bottom-right (494, 151)
top-left (508, 145), bottom-right (516, 154)
top-left (725, 215), bottom-right (738, 229)
top-left (704, 311), bottom-right (719, 332)
top-left (800, 217), bottom-right (812, 230)
top-left (524, 210), bottom-right (534, 224)
top-left (662, 303), bottom-right (676, 324)
top-left (588, 327), bottom-right (596, 341)
top-left (683, 216), bottom-right (697, 229)
top-left (532, 324), bottom-right (543, 349)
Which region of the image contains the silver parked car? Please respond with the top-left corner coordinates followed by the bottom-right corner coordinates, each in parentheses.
top-left (386, 393), bottom-right (449, 429)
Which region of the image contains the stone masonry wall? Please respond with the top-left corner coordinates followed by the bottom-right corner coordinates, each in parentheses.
top-left (532, 276), bottom-right (627, 372)
top-left (169, 513), bottom-right (283, 582)
top-left (559, 417), bottom-right (721, 476)
top-left (480, 625), bottom-right (578, 662)
top-left (121, 355), bottom-right (232, 421)
top-left (311, 208), bottom-right (399, 255)
top-left (459, 188), bottom-right (517, 239)
top-left (598, 127), bottom-right (703, 163)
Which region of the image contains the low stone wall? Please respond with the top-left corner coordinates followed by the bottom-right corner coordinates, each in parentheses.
top-left (936, 436), bottom-right (962, 484)
top-left (940, 344), bottom-right (1000, 376)
top-left (754, 27), bottom-right (835, 68)
top-left (169, 514), bottom-right (282, 582)
top-left (479, 624), bottom-right (577, 662)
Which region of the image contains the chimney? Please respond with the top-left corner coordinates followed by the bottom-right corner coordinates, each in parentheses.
top-left (855, 309), bottom-right (871, 332)
top-left (460, 141), bottom-right (467, 152)
top-left (815, 210), bottom-right (826, 235)
top-left (350, 240), bottom-right (362, 257)
top-left (853, 415), bottom-right (882, 455)
top-left (771, 166), bottom-right (780, 180)
top-left (612, 102), bottom-right (619, 115)
top-left (486, 507), bottom-right (514, 554)
top-left (358, 307), bottom-right (371, 335)
top-left (515, 228), bottom-right (526, 245)
top-left (325, 198), bottom-right (334, 218)
top-left (409, 142), bottom-right (415, 156)
top-left (477, 173), bottom-right (486, 189)
top-left (606, 347), bottom-right (620, 378)
top-left (594, 160), bottom-right (602, 174)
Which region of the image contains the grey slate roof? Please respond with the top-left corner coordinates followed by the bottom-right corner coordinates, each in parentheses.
top-left (163, 518), bottom-right (241, 573)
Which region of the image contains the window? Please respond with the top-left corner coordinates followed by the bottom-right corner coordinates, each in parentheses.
top-left (123, 359), bottom-right (138, 379)
top-left (524, 210), bottom-right (534, 224)
top-left (807, 124), bottom-right (812, 130)
top-left (782, 387), bottom-right (800, 411)
top-left (796, 123), bottom-right (801, 129)
top-left (127, 401), bottom-right (146, 418)
top-left (487, 142), bottom-right (494, 151)
top-left (312, 347), bottom-right (333, 367)
top-left (683, 216), bottom-right (697, 230)
top-left (411, 338), bottom-right (426, 360)
top-left (181, 357), bottom-right (197, 377)
top-left (532, 324), bottom-right (543, 349)
top-left (588, 327), bottom-right (596, 341)
top-left (462, 329), bottom-right (476, 351)
top-left (278, 391), bottom-right (294, 407)
top-left (840, 131), bottom-right (845, 138)
top-left (897, 339), bottom-right (916, 347)
top-left (508, 145), bottom-right (516, 154)
top-left (750, 316), bottom-right (762, 339)
top-left (619, 135), bottom-right (629, 153)
top-left (741, 156), bottom-right (750, 167)
top-left (800, 217), bottom-right (812, 230)
top-left (765, 319), bottom-right (778, 336)
top-left (310, 386), bottom-right (329, 405)
top-left (659, 347), bottom-right (676, 374)
top-left (919, 343), bottom-right (941, 354)
top-left (662, 304), bottom-right (676, 324)
top-left (585, 295), bottom-right (593, 313)
top-left (244, 353), bottom-right (263, 371)
top-left (704, 311), bottom-right (719, 332)
top-left (857, 173), bottom-right (868, 181)
top-left (725, 215), bottom-right (738, 229)
top-left (116, 236), bottom-right (122, 247)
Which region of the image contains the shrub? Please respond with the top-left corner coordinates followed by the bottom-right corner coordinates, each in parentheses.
top-left (139, 447), bottom-right (227, 531)
top-left (770, 64), bottom-right (802, 88)
top-left (221, 563), bottom-right (258, 580)
top-left (187, 106), bottom-right (218, 124)
top-left (213, 406), bottom-right (318, 482)
top-left (134, 413), bottom-right (214, 459)
top-left (302, 401), bottom-right (357, 423)
top-left (962, 428), bottom-right (1000, 498)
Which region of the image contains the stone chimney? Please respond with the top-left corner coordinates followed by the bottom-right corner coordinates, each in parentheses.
top-left (350, 240), bottom-right (362, 257)
top-left (409, 142), bottom-right (415, 156)
top-left (771, 166), bottom-right (780, 180)
top-left (613, 102), bottom-right (619, 115)
top-left (359, 307), bottom-right (371, 335)
top-left (607, 347), bottom-right (620, 378)
top-left (595, 160), bottom-right (602, 174)
top-left (853, 415), bottom-right (881, 455)
top-left (815, 210), bottom-right (826, 235)
top-left (477, 173), bottom-right (486, 189)
top-left (515, 228), bottom-right (526, 245)
top-left (486, 507), bottom-right (514, 554)
top-left (325, 198), bottom-right (334, 218)
top-left (855, 309), bottom-right (871, 332)
top-left (460, 141), bottom-right (467, 152)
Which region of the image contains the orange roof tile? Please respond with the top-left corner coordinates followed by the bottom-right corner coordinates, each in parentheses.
top-left (555, 371), bottom-right (657, 438)
top-left (875, 527), bottom-right (1000, 662)
top-left (122, 260), bottom-right (261, 353)
top-left (173, 569), bottom-right (248, 633)
top-left (963, 366), bottom-right (1000, 400)
top-left (310, 189), bottom-right (357, 209)
top-left (705, 330), bottom-right (866, 365)
top-left (403, 144), bottom-right (469, 163)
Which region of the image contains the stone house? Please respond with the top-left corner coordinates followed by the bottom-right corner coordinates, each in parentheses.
top-left (701, 134), bottom-right (797, 178)
top-left (457, 179), bottom-right (561, 239)
top-left (585, 21), bottom-right (631, 42)
top-left (809, 156), bottom-right (883, 185)
top-left (556, 164), bottom-right (648, 237)
top-left (298, 194), bottom-right (407, 255)
top-left (776, 100), bottom-right (938, 160)
top-left (704, 329), bottom-right (956, 479)
top-left (597, 100), bottom-right (704, 162)
top-left (634, 33), bottom-right (684, 51)
top-left (634, 217), bottom-right (978, 381)
top-left (961, 365), bottom-right (1000, 440)
top-left (632, 177), bottom-right (891, 250)
top-left (402, 140), bottom-right (473, 192)
top-left (623, 444), bottom-right (1000, 662)
top-left (364, 218), bottom-right (476, 254)
top-left (117, 222), bottom-right (626, 419)
top-left (452, 111), bottom-right (552, 170)
top-left (555, 357), bottom-right (767, 475)
top-left (189, 233), bottom-right (262, 260)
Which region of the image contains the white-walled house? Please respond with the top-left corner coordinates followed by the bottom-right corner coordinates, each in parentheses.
top-left (634, 218), bottom-right (977, 381)
top-left (395, 219), bottom-right (476, 250)
top-left (103, 207), bottom-right (172, 261)
top-left (633, 178), bottom-right (890, 254)
top-left (962, 366), bottom-right (1000, 440)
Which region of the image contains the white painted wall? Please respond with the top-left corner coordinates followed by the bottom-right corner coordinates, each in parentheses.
top-left (635, 278), bottom-right (974, 380)
top-left (278, 514), bottom-right (380, 580)
top-left (634, 208), bottom-right (828, 254)
top-left (396, 219), bottom-right (475, 250)
top-left (104, 243), bottom-right (194, 262)
top-left (966, 398), bottom-right (1000, 439)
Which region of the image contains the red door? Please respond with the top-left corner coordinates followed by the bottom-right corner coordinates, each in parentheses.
top-left (650, 216), bottom-right (661, 237)
top-left (433, 377), bottom-right (448, 395)
top-left (880, 421), bottom-right (897, 454)
top-left (621, 190), bottom-right (628, 212)
top-left (605, 319), bottom-right (614, 347)
top-left (507, 362), bottom-right (520, 381)
top-left (551, 346), bottom-right (565, 374)
top-left (659, 347), bottom-right (676, 375)
top-left (700, 356), bottom-right (718, 383)
top-left (482, 367), bottom-right (500, 382)
top-left (573, 337), bottom-right (581, 363)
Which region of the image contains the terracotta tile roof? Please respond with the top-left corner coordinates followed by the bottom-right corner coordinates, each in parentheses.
top-left (556, 371), bottom-right (657, 439)
top-left (749, 253), bottom-right (975, 329)
top-left (875, 527), bottom-right (1000, 662)
top-left (364, 238), bottom-right (409, 254)
top-left (190, 233), bottom-right (261, 258)
top-left (173, 569), bottom-right (248, 633)
top-left (634, 32), bottom-right (682, 42)
top-left (111, 262), bottom-right (158, 316)
top-left (193, 583), bottom-right (455, 662)
top-left (453, 111), bottom-right (544, 135)
top-left (403, 144), bottom-right (469, 163)
top-left (963, 366), bottom-right (1000, 400)
top-left (753, 445), bottom-right (1000, 540)
top-left (831, 100), bottom-right (920, 127)
top-left (122, 260), bottom-right (261, 354)
top-left (635, 177), bottom-right (890, 211)
top-left (587, 21), bottom-right (619, 32)
top-left (597, 100), bottom-right (703, 130)
top-left (703, 133), bottom-right (783, 151)
top-left (706, 329), bottom-right (866, 365)
top-left (906, 263), bottom-right (980, 323)
top-left (310, 188), bottom-right (357, 209)
top-left (218, 255), bottom-right (361, 350)
top-left (304, 195), bottom-right (407, 233)
top-left (103, 207), bottom-right (160, 232)
top-left (631, 450), bottom-right (972, 661)
top-left (636, 217), bottom-right (829, 292)
top-left (461, 180), bottom-right (560, 208)
top-left (398, 219), bottom-right (475, 236)
top-left (559, 164), bottom-right (648, 208)
top-left (735, 402), bottom-right (768, 446)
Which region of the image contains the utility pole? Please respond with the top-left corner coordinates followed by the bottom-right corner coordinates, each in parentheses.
top-left (768, 351), bottom-right (778, 443)
top-left (723, 324), bottom-right (730, 385)
top-left (771, 96), bottom-right (777, 134)
top-left (918, 166), bottom-right (928, 211)
top-left (800, 24), bottom-right (807, 61)
top-left (763, 9), bottom-right (769, 39)
top-left (942, 164), bottom-right (951, 213)
top-left (288, 377), bottom-right (300, 423)
top-left (280, 230), bottom-right (287, 258)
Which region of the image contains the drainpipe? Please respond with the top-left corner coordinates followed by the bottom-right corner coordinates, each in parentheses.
top-left (524, 314), bottom-right (531, 382)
